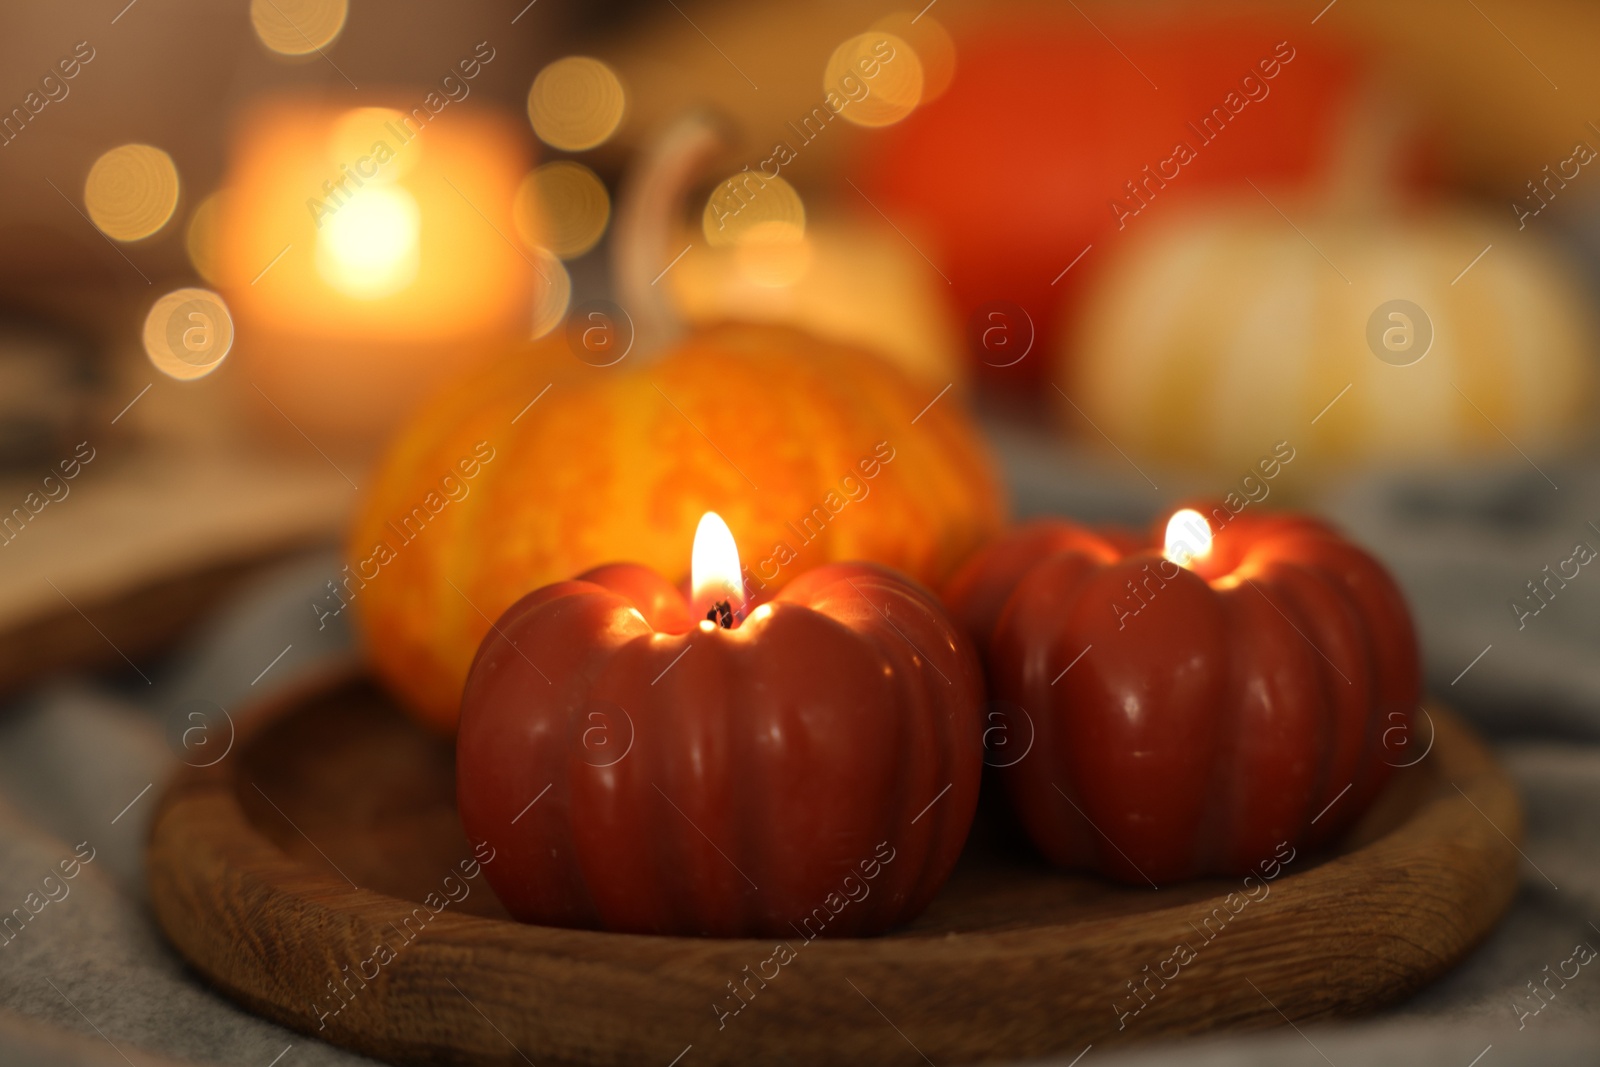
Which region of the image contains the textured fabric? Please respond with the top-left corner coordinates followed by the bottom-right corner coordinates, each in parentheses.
top-left (1, 441), bottom-right (1598, 1066)
top-left (0, 551), bottom-right (372, 1066)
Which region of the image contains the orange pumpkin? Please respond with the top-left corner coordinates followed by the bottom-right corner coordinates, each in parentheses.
top-left (349, 322), bottom-right (1005, 731)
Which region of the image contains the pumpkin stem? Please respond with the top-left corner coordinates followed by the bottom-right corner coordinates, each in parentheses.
top-left (1324, 82), bottom-right (1419, 217)
top-left (613, 110), bottom-right (732, 361)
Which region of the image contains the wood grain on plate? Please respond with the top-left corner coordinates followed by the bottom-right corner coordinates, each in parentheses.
top-left (148, 667), bottom-right (1520, 1067)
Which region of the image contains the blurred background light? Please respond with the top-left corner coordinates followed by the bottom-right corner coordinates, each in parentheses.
top-left (185, 191), bottom-right (227, 285)
top-left (529, 247), bottom-right (572, 339)
top-left (84, 144), bottom-right (180, 242)
top-left (313, 184), bottom-right (421, 299)
top-left (872, 11), bottom-right (956, 104)
top-left (142, 287), bottom-right (234, 380)
top-left (329, 107), bottom-right (420, 182)
top-left (250, 0), bottom-right (349, 57)
top-left (527, 56), bottom-right (627, 151)
top-left (825, 31), bottom-right (923, 128)
top-left (702, 172), bottom-right (805, 247)
top-left (209, 95), bottom-right (533, 441)
top-left (514, 161), bottom-right (611, 259)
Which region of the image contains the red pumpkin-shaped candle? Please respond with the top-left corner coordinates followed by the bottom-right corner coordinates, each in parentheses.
top-left (944, 507), bottom-right (1419, 884)
top-left (458, 514), bottom-right (984, 937)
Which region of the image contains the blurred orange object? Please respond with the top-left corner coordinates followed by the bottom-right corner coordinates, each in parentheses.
top-left (348, 323), bottom-right (1005, 731)
top-left (211, 95), bottom-right (537, 446)
top-left (857, 17), bottom-right (1375, 389)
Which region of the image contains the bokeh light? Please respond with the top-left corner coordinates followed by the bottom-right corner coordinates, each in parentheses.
top-left (185, 192), bottom-right (226, 285)
top-left (872, 12), bottom-right (956, 103)
top-left (527, 56), bottom-right (627, 151)
top-left (250, 0), bottom-right (348, 56)
top-left (824, 32), bottom-right (924, 128)
top-left (143, 288), bottom-right (234, 380)
top-left (84, 144), bottom-right (180, 242)
top-left (1164, 509), bottom-right (1213, 568)
top-left (314, 185), bottom-right (421, 299)
top-left (702, 173), bottom-right (805, 248)
top-left (530, 248), bottom-right (572, 339)
top-left (514, 161), bottom-right (611, 260)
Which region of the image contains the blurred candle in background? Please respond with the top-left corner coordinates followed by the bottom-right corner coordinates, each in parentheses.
top-left (207, 95), bottom-right (538, 447)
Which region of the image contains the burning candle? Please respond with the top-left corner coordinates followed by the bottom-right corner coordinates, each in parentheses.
top-left (208, 96), bottom-right (540, 445)
top-left (943, 506), bottom-right (1420, 884)
top-left (456, 512), bottom-right (984, 937)
top-left (689, 510), bottom-right (745, 626)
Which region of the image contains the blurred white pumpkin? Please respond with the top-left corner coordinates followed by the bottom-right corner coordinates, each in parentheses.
top-left (1063, 107), bottom-right (1597, 478)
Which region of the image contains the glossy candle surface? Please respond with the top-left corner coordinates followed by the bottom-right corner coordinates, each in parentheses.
top-left (944, 509), bottom-right (1420, 884)
top-left (457, 560), bottom-right (984, 937)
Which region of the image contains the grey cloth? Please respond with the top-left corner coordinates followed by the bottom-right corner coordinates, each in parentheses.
top-left (0, 552), bottom-right (375, 1067)
top-left (1328, 462), bottom-right (1600, 744)
top-left (2, 441), bottom-right (1599, 1066)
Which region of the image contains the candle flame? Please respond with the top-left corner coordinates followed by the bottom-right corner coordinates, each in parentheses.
top-left (691, 511), bottom-right (745, 615)
top-left (1164, 509), bottom-right (1213, 568)
top-left (315, 184), bottom-right (420, 299)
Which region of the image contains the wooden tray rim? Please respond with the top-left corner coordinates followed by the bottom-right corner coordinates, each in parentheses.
top-left (147, 662), bottom-right (1523, 1066)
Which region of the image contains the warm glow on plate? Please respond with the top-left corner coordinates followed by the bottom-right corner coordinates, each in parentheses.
top-left (825, 32), bottom-right (924, 128)
top-left (143, 288), bottom-right (234, 380)
top-left (315, 184), bottom-right (421, 299)
top-left (691, 511), bottom-right (746, 614)
top-left (84, 144), bottom-right (180, 242)
top-left (527, 56), bottom-right (626, 151)
top-left (1164, 509), bottom-right (1214, 568)
top-left (251, 0), bottom-right (348, 56)
top-left (514, 161), bottom-right (610, 259)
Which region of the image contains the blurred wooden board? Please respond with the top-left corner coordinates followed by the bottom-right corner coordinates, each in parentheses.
top-left (149, 668), bottom-right (1520, 1066)
top-left (0, 447), bottom-right (352, 695)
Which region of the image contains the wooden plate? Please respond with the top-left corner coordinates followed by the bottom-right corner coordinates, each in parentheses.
top-left (148, 666), bottom-right (1521, 1067)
